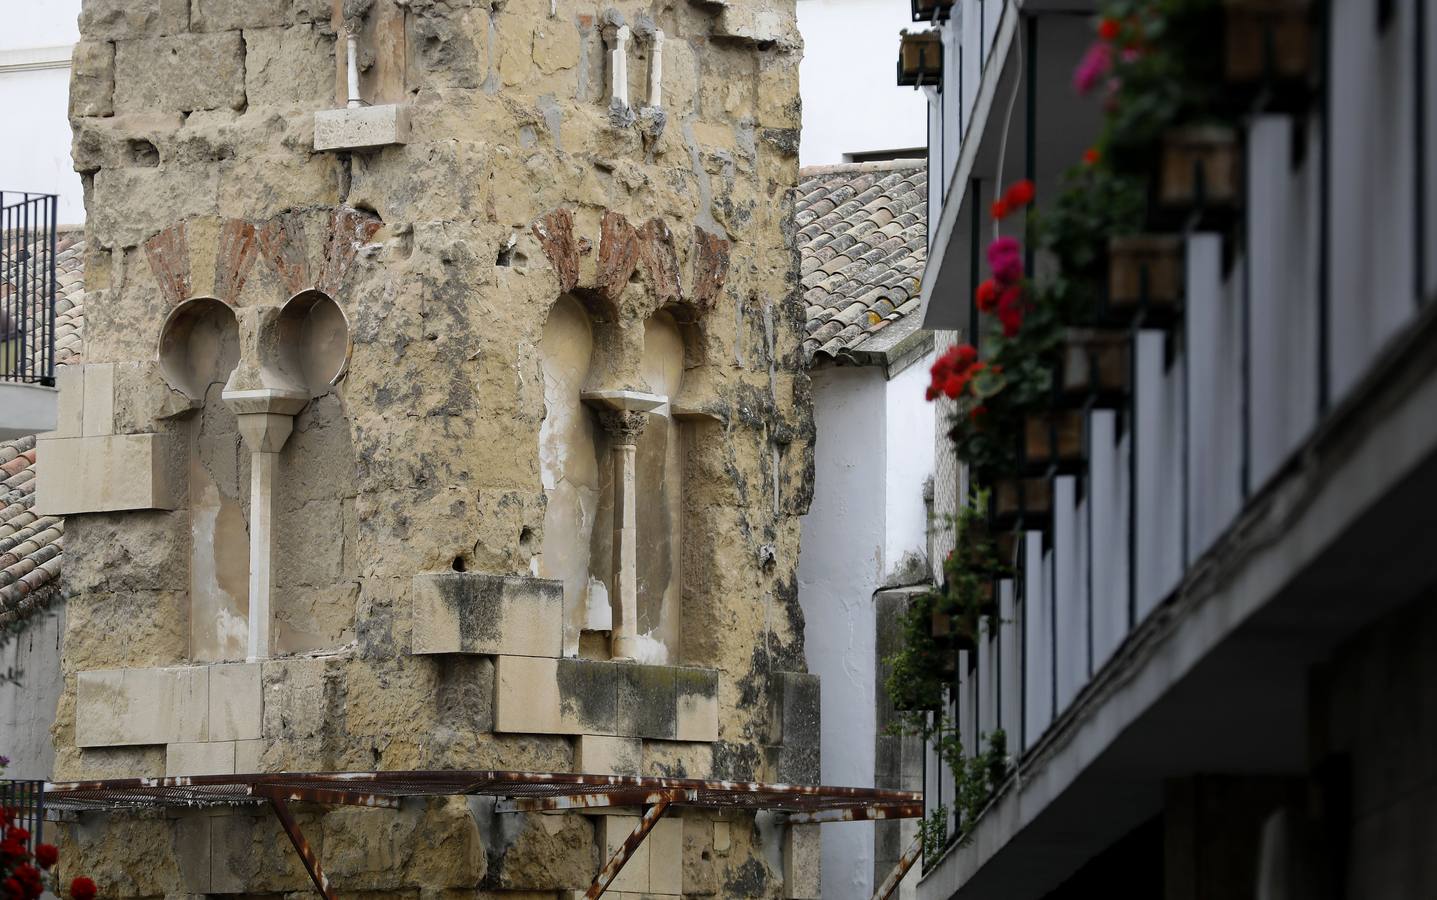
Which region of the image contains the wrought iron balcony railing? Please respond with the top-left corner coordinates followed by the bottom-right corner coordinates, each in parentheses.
top-left (1, 192), bottom-right (59, 386)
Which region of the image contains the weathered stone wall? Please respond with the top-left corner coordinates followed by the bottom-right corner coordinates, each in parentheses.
top-left (56, 0), bottom-right (814, 895)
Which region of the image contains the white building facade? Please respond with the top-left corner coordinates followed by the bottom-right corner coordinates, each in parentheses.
top-left (1, 2), bottom-right (84, 225)
top-left (913, 1), bottom-right (1437, 898)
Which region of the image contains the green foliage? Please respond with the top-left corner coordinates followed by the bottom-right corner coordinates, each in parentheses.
top-left (1097, 0), bottom-right (1225, 172)
top-left (885, 491), bottom-right (1008, 735)
top-left (883, 493), bottom-right (1013, 860)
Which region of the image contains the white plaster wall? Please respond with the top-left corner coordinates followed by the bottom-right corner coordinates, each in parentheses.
top-left (797, 0), bottom-right (929, 165)
top-left (883, 352), bottom-right (936, 578)
top-left (798, 364), bottom-right (886, 900)
top-left (0, 0), bottom-right (84, 224)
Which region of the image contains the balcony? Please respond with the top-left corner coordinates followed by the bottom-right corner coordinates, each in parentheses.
top-left (911, 2), bottom-right (1437, 897)
top-left (1, 191), bottom-right (59, 441)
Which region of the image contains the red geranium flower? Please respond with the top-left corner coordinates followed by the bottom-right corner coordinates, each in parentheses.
top-left (1003, 179), bottom-right (1035, 209)
top-left (969, 404), bottom-right (988, 422)
top-left (4, 827), bottom-right (28, 843)
top-left (1097, 17), bottom-right (1120, 41)
top-left (1083, 147), bottom-right (1101, 166)
top-left (975, 278), bottom-right (999, 313)
top-left (3, 878), bottom-right (22, 900)
top-left (34, 844), bottom-right (58, 870)
top-left (70, 877), bottom-right (98, 900)
top-left (990, 198), bottom-right (1009, 220)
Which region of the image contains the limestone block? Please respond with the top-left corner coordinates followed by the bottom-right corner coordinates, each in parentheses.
top-left (556, 658), bottom-right (620, 735)
top-left (189, 0), bottom-right (289, 32)
top-left (314, 104), bottom-right (411, 152)
top-left (45, 364), bottom-right (85, 439)
top-left (35, 432), bottom-right (181, 515)
top-left (617, 664), bottom-right (677, 740)
top-left (495, 655), bottom-right (563, 734)
top-left (210, 663), bottom-right (262, 742)
top-left (782, 823), bottom-right (821, 899)
top-left (649, 815), bottom-right (683, 895)
top-left (113, 32), bottom-right (247, 114)
top-left (598, 815), bottom-right (650, 893)
top-left (675, 668), bottom-right (720, 742)
top-left (76, 666), bottom-right (209, 747)
top-left (166, 740), bottom-right (236, 776)
top-left (234, 739), bottom-right (265, 773)
top-left (82, 362), bottom-right (114, 435)
top-left (262, 657), bottom-right (342, 740)
top-left (411, 572), bottom-right (563, 658)
top-left (243, 25), bottom-right (333, 109)
top-left (78, 0), bottom-right (188, 39)
top-left (642, 740), bottom-right (714, 779)
top-left (767, 671), bottom-right (820, 784)
top-left (575, 735), bottom-right (641, 776)
top-left (70, 41), bottom-right (116, 118)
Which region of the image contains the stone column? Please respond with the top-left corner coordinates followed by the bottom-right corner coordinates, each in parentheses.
top-left (648, 29), bottom-right (664, 108)
top-left (222, 387), bottom-right (308, 662)
top-left (599, 409), bottom-right (646, 661)
top-left (345, 31), bottom-right (364, 108)
top-left (602, 18), bottom-right (631, 109)
top-left (582, 389), bottom-right (664, 661)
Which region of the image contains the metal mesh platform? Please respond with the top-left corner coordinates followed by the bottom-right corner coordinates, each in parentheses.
top-left (44, 769), bottom-right (921, 817)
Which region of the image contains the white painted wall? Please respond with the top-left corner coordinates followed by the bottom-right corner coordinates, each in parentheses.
top-left (799, 349), bottom-right (937, 900)
top-left (797, 0), bottom-right (929, 165)
top-left (883, 355), bottom-right (936, 574)
top-left (799, 365), bottom-right (885, 900)
top-left (0, 0), bottom-right (84, 224)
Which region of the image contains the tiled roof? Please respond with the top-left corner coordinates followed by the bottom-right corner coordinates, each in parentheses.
top-left (797, 160), bottom-right (927, 361)
top-left (1, 231), bottom-right (84, 626)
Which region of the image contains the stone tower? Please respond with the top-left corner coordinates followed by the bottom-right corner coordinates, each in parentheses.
top-left (51, 0), bottom-right (817, 894)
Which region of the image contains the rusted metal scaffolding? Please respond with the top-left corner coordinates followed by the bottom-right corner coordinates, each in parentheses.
top-left (44, 770), bottom-right (922, 899)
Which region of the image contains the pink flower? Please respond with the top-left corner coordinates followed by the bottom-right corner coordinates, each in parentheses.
top-left (1073, 42), bottom-right (1111, 95)
top-left (987, 237), bottom-right (1023, 284)
top-left (1121, 47), bottom-right (1142, 64)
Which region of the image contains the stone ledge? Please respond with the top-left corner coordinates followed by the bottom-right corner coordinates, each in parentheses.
top-left (495, 656), bottom-right (719, 742)
top-left (35, 431), bottom-right (182, 515)
top-left (314, 103), bottom-right (410, 152)
top-left (76, 662), bottom-right (263, 748)
top-left (411, 572), bottom-right (563, 659)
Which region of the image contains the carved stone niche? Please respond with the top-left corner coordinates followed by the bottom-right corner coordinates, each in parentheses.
top-left (537, 293), bottom-right (701, 667)
top-left (315, 0), bottom-right (410, 152)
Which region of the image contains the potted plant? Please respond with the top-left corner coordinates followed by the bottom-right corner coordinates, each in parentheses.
top-left (1022, 408), bottom-right (1086, 469)
top-left (897, 30), bottom-right (943, 88)
top-left (1107, 234), bottom-right (1185, 318)
top-left (1059, 327), bottom-right (1130, 404)
top-left (1223, 0), bottom-right (1313, 107)
top-left (1156, 126), bottom-right (1242, 216)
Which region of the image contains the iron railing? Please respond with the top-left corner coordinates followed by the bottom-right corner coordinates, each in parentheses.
top-left (0, 779), bottom-right (46, 847)
top-left (1, 192), bottom-right (59, 385)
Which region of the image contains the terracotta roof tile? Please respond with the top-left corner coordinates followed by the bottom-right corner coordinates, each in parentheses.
top-left (0, 231), bottom-right (85, 626)
top-left (795, 160), bottom-right (928, 360)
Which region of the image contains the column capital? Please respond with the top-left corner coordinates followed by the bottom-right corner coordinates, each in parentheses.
top-left (598, 409), bottom-right (649, 446)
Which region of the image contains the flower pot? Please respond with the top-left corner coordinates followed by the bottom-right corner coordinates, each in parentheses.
top-left (1108, 235), bottom-right (1184, 317)
top-left (1223, 0), bottom-right (1312, 100)
top-left (930, 609), bottom-right (952, 639)
top-left (897, 31), bottom-right (943, 88)
top-left (1023, 410), bottom-right (1085, 469)
top-left (1157, 127), bottom-right (1242, 214)
top-left (1060, 328), bottom-right (1131, 405)
top-left (911, 0), bottom-right (954, 23)
top-left (977, 580), bottom-right (999, 618)
top-left (990, 476), bottom-right (1052, 530)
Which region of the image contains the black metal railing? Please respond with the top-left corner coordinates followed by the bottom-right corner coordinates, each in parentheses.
top-left (1, 192), bottom-right (59, 386)
top-left (0, 779), bottom-right (46, 847)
